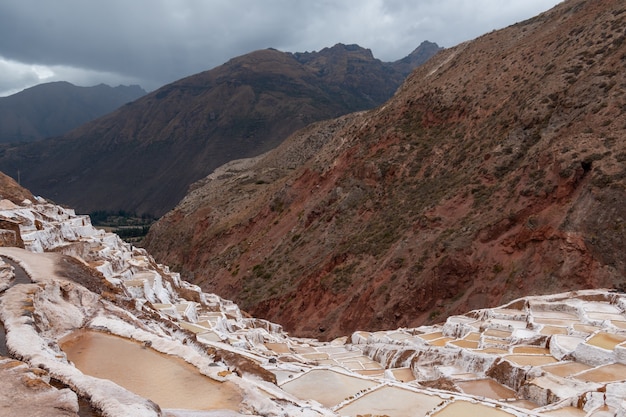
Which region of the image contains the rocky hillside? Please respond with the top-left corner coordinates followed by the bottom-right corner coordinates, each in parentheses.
top-left (144, 0), bottom-right (626, 340)
top-left (0, 170), bottom-right (33, 204)
top-left (0, 42), bottom-right (440, 217)
top-left (0, 82), bottom-right (145, 143)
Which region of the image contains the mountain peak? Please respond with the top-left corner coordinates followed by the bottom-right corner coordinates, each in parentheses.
top-left (392, 40), bottom-right (443, 73)
top-left (329, 42), bottom-right (373, 54)
top-left (292, 42), bottom-right (376, 64)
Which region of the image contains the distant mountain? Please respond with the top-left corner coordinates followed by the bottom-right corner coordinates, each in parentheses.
top-left (0, 82), bottom-right (146, 143)
top-left (144, 0), bottom-right (626, 340)
top-left (389, 40), bottom-right (443, 75)
top-left (0, 42), bottom-right (440, 216)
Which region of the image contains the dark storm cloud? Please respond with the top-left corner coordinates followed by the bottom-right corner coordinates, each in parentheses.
top-left (0, 0), bottom-right (562, 96)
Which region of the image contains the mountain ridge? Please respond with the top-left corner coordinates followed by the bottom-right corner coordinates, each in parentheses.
top-left (0, 81), bottom-right (146, 143)
top-left (144, 0), bottom-right (626, 340)
top-left (0, 42), bottom-right (441, 217)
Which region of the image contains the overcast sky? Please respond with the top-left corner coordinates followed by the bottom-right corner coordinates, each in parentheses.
top-left (0, 0), bottom-right (563, 97)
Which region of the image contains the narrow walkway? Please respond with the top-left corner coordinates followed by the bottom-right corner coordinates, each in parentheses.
top-left (0, 247), bottom-right (61, 283)
top-left (0, 256), bottom-right (31, 357)
top-left (3, 258), bottom-right (31, 285)
top-left (0, 321), bottom-right (7, 357)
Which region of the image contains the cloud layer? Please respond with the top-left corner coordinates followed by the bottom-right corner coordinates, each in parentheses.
top-left (0, 0), bottom-right (562, 96)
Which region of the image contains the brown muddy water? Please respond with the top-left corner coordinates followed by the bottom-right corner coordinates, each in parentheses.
top-left (586, 332), bottom-right (626, 350)
top-left (541, 361), bottom-right (591, 378)
top-left (504, 354), bottom-right (557, 366)
top-left (456, 378), bottom-right (516, 400)
top-left (61, 330), bottom-right (243, 411)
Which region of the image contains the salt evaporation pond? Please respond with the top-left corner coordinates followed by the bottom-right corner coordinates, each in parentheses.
top-left (542, 361), bottom-right (591, 378)
top-left (540, 325), bottom-right (568, 335)
top-left (61, 330), bottom-right (243, 411)
top-left (456, 378), bottom-right (516, 400)
top-left (432, 400), bottom-right (515, 417)
top-left (280, 368), bottom-right (377, 407)
top-left (390, 367), bottom-right (415, 382)
top-left (575, 363), bottom-right (626, 383)
top-left (512, 346), bottom-right (551, 355)
top-left (264, 342), bottom-right (291, 354)
top-left (3, 258), bottom-right (32, 285)
top-left (336, 385), bottom-right (443, 417)
top-left (504, 354), bottom-right (557, 366)
top-left (586, 332), bottom-right (626, 350)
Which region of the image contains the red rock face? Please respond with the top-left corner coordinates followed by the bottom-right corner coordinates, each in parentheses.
top-left (146, 0), bottom-right (626, 340)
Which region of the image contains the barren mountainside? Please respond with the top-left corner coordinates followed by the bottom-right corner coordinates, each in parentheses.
top-left (0, 42), bottom-right (439, 217)
top-left (144, 0), bottom-right (626, 340)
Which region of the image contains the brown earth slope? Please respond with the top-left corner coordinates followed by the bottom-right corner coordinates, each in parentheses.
top-left (145, 0), bottom-right (626, 340)
top-left (0, 171), bottom-right (33, 204)
top-left (0, 42), bottom-right (439, 217)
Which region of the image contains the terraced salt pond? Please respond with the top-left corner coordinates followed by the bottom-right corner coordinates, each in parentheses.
top-left (280, 368), bottom-right (377, 407)
top-left (390, 367), bottom-right (415, 382)
top-left (335, 385), bottom-right (444, 417)
top-left (575, 363), bottom-right (626, 383)
top-left (61, 330), bottom-right (243, 411)
top-left (456, 378), bottom-right (516, 400)
top-left (542, 361), bottom-right (591, 378)
top-left (504, 354), bottom-right (558, 366)
top-left (431, 400), bottom-right (515, 417)
top-left (586, 332), bottom-right (626, 350)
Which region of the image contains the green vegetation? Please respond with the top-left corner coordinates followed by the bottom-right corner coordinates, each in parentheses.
top-left (428, 310), bottom-right (441, 321)
top-left (252, 263), bottom-right (272, 280)
top-left (89, 210), bottom-right (156, 244)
